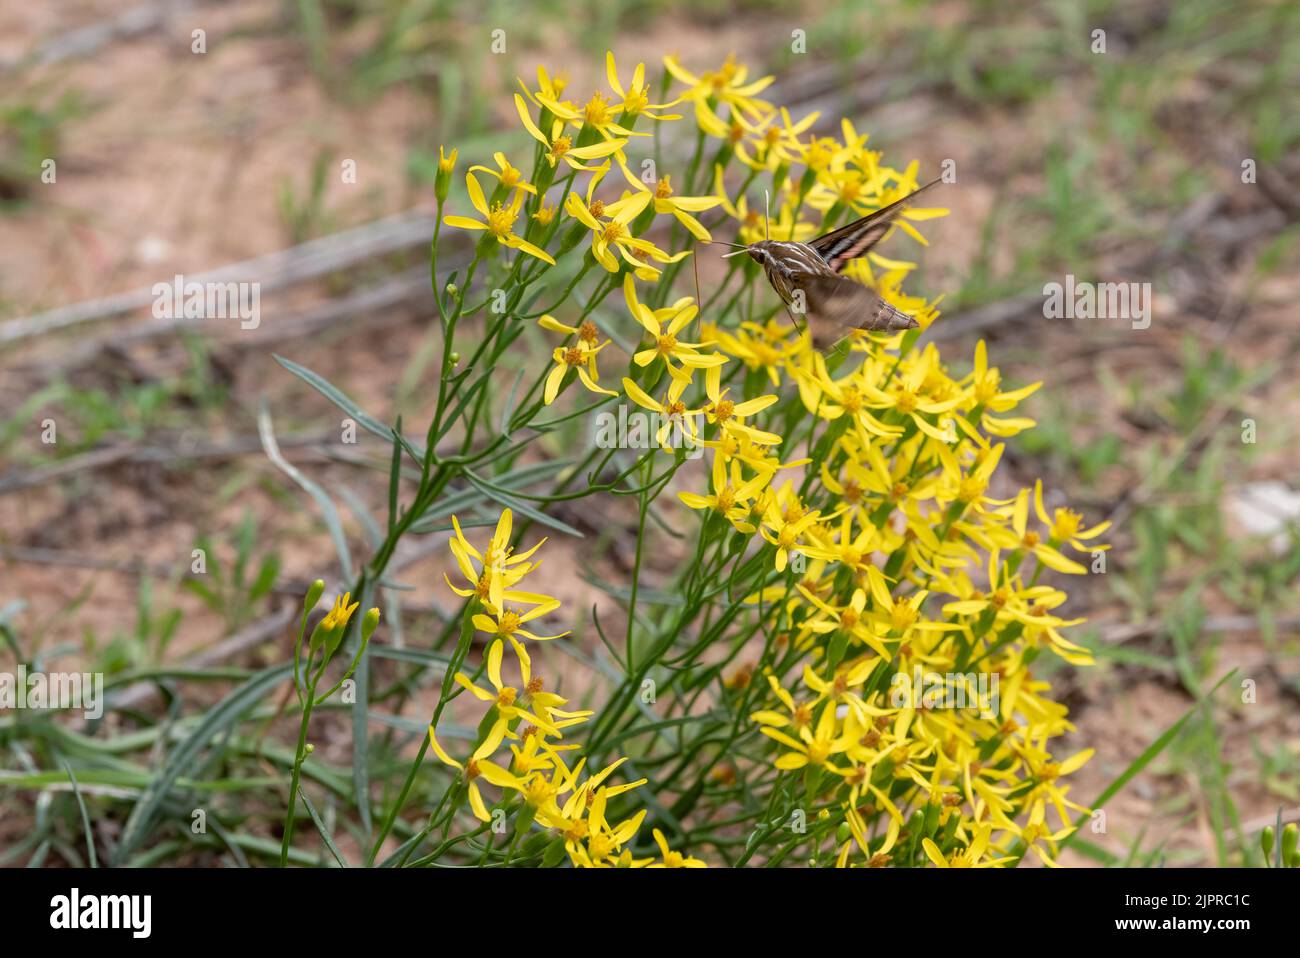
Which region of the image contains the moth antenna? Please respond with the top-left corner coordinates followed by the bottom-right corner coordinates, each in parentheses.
top-left (721, 249), bottom-right (750, 258)
top-left (764, 189), bottom-right (771, 241)
top-left (693, 247), bottom-right (701, 310)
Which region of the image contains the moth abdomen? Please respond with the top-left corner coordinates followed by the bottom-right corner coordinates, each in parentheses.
top-left (860, 297), bottom-right (920, 333)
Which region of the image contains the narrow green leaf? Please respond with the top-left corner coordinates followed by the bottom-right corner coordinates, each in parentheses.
top-left (259, 402), bottom-right (353, 579)
top-left (114, 663), bottom-right (293, 864)
top-left (1060, 668), bottom-right (1237, 855)
top-left (274, 354), bottom-right (424, 460)
top-left (62, 761), bottom-right (98, 868)
top-left (298, 786), bottom-right (349, 867)
top-left (463, 473), bottom-right (583, 538)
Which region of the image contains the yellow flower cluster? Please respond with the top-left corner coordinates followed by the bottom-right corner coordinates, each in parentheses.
top-left (434, 51), bottom-right (1111, 868)
top-left (439, 51), bottom-right (943, 412)
top-left (708, 316), bottom-right (1110, 868)
top-left (432, 509), bottom-right (704, 868)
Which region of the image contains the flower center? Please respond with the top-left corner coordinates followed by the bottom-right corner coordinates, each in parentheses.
top-left (655, 175), bottom-right (674, 199)
top-left (708, 55), bottom-right (739, 87)
top-left (1051, 508), bottom-right (1082, 541)
top-left (957, 475), bottom-right (986, 503)
top-left (656, 333), bottom-right (678, 354)
top-left (486, 203), bottom-right (517, 238)
top-left (583, 93), bottom-right (612, 126)
top-left (524, 776), bottom-right (550, 805)
top-left (805, 138), bottom-right (836, 170)
top-left (624, 88), bottom-right (648, 114)
top-left (891, 604), bottom-right (917, 631)
top-left (975, 371), bottom-right (1001, 404)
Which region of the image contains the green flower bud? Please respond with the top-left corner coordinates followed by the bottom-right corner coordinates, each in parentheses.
top-left (304, 579), bottom-right (326, 612)
top-left (434, 146), bottom-right (457, 204)
top-left (361, 607), bottom-right (381, 641)
top-left (1282, 823), bottom-right (1298, 863)
top-left (1261, 825), bottom-right (1275, 859)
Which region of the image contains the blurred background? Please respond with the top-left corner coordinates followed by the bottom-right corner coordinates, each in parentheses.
top-left (1, 0), bottom-right (1297, 866)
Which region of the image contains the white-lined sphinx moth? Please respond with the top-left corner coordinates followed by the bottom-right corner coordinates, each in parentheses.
top-left (714, 177), bottom-right (942, 348)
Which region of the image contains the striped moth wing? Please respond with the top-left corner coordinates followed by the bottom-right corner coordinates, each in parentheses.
top-left (809, 177), bottom-right (942, 274)
top-left (798, 273), bottom-right (919, 349)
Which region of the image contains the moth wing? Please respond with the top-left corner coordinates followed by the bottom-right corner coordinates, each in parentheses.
top-left (797, 273), bottom-right (918, 348)
top-left (810, 177), bottom-right (942, 273)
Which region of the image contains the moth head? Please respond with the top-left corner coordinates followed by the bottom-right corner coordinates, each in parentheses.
top-left (746, 240), bottom-right (779, 265)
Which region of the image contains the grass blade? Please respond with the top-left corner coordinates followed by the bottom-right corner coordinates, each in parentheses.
top-left (114, 663), bottom-right (293, 864)
top-left (259, 401), bottom-right (353, 579)
top-left (62, 760), bottom-right (98, 868)
top-left (1059, 667), bottom-right (1237, 856)
top-left (298, 786), bottom-right (349, 867)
